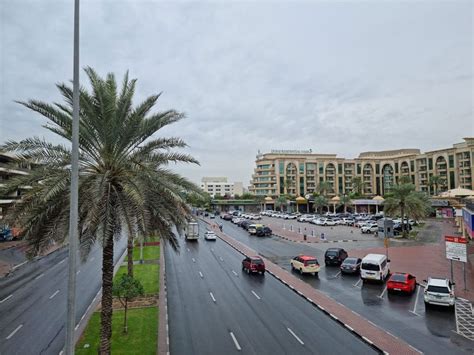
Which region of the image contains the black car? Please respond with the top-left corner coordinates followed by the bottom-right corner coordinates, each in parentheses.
top-left (324, 248), bottom-right (348, 266)
top-left (340, 257), bottom-right (362, 274)
top-left (222, 214), bottom-right (233, 221)
top-left (240, 220), bottom-right (252, 230)
top-left (256, 226), bottom-right (272, 237)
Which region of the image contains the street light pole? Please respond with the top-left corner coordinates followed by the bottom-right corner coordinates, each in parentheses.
top-left (65, 0), bottom-right (80, 353)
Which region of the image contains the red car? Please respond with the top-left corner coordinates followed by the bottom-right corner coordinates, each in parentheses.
top-left (387, 272), bottom-right (417, 294)
top-left (242, 256), bottom-right (265, 274)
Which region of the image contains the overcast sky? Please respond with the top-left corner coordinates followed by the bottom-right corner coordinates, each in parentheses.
top-left (1, 0), bottom-right (473, 186)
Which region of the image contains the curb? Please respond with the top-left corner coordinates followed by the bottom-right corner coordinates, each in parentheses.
top-left (273, 233), bottom-right (360, 244)
top-left (198, 218), bottom-right (386, 354)
top-left (158, 240), bottom-right (170, 355)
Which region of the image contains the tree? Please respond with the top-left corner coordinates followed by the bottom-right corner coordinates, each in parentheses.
top-left (383, 181), bottom-right (431, 237)
top-left (351, 177), bottom-right (365, 197)
top-left (429, 175), bottom-right (446, 196)
top-left (338, 194), bottom-right (352, 213)
top-left (0, 68), bottom-right (199, 353)
top-left (112, 274), bottom-right (144, 334)
top-left (275, 195), bottom-right (288, 212)
top-left (313, 195), bottom-right (328, 214)
top-left (317, 181), bottom-right (332, 196)
top-left (241, 192), bottom-right (256, 200)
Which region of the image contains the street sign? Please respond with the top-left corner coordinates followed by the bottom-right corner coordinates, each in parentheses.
top-left (445, 236), bottom-right (467, 262)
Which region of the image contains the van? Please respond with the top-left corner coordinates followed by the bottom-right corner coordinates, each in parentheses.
top-left (360, 254), bottom-right (390, 282)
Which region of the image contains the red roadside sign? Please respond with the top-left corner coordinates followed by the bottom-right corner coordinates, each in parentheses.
top-left (445, 236), bottom-right (467, 244)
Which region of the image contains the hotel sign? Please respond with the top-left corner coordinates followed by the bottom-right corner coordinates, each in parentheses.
top-left (270, 149), bottom-right (313, 154)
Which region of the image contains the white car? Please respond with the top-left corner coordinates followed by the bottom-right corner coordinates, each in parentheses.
top-left (318, 218), bottom-right (336, 226)
top-left (204, 231), bottom-right (217, 240)
top-left (361, 224), bottom-right (378, 234)
top-left (312, 218), bottom-right (324, 225)
top-left (424, 277), bottom-right (455, 308)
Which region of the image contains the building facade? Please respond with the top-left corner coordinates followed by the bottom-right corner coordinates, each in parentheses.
top-left (249, 138), bottom-right (474, 198)
top-left (0, 153), bottom-right (30, 220)
top-left (201, 177), bottom-right (244, 197)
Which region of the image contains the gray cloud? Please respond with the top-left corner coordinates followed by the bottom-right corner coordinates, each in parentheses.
top-left (1, 0), bottom-right (472, 186)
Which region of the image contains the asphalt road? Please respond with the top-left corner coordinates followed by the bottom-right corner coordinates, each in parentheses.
top-left (218, 218), bottom-right (471, 355)
top-left (166, 223), bottom-right (378, 355)
top-left (0, 237), bottom-right (127, 355)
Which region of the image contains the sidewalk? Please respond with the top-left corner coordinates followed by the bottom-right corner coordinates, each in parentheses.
top-left (268, 222), bottom-right (363, 243)
top-left (204, 220), bottom-right (421, 354)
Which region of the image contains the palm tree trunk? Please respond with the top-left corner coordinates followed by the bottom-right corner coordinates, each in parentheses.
top-left (99, 232), bottom-right (114, 354)
top-left (124, 299), bottom-right (128, 334)
top-left (127, 236), bottom-right (133, 277)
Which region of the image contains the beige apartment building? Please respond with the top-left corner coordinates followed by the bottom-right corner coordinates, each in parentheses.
top-left (201, 177), bottom-right (244, 197)
top-left (249, 138), bottom-right (474, 198)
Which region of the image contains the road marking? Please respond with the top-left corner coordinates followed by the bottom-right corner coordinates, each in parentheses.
top-left (12, 261), bottom-right (28, 270)
top-left (0, 294), bottom-right (13, 303)
top-left (378, 286), bottom-right (388, 299)
top-left (409, 285), bottom-right (422, 316)
top-left (58, 259), bottom-right (66, 265)
top-left (219, 256), bottom-right (224, 262)
top-left (210, 292), bottom-right (216, 303)
top-left (353, 279), bottom-right (362, 288)
top-left (199, 271), bottom-right (203, 278)
top-left (34, 273), bottom-right (45, 280)
top-left (76, 270), bottom-right (81, 275)
top-left (331, 271), bottom-right (341, 279)
top-left (287, 327), bottom-right (304, 345)
top-left (49, 290), bottom-right (60, 299)
top-left (6, 324), bottom-right (23, 340)
top-left (362, 336), bottom-right (373, 345)
top-left (232, 270), bottom-right (238, 276)
top-left (251, 290), bottom-right (261, 300)
top-left (192, 258), bottom-right (196, 263)
top-left (229, 332), bottom-right (242, 351)
top-left (75, 324), bottom-right (79, 331)
top-left (344, 324), bottom-right (354, 331)
top-left (59, 351), bottom-right (64, 355)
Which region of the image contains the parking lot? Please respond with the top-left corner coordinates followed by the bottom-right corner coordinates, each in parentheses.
top-left (210, 216), bottom-right (474, 354)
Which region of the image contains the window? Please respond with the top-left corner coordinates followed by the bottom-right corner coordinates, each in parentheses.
top-left (299, 163), bottom-right (304, 173)
top-left (338, 164), bottom-right (342, 174)
top-left (428, 158), bottom-right (433, 170)
top-left (279, 177), bottom-right (284, 194)
top-left (410, 160), bottom-right (415, 172)
top-left (357, 164), bottom-right (361, 174)
top-left (338, 177), bottom-right (343, 193)
top-left (362, 263), bottom-right (380, 271)
top-left (450, 171), bottom-right (455, 189)
top-left (449, 155), bottom-right (454, 168)
top-left (395, 163), bottom-right (398, 174)
top-left (390, 274), bottom-right (407, 282)
top-left (427, 286), bottom-right (449, 294)
top-left (319, 163), bottom-right (324, 174)
top-left (376, 164), bottom-right (380, 174)
top-left (279, 161), bottom-right (284, 174)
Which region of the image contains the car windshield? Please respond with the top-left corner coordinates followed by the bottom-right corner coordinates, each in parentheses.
top-left (361, 263), bottom-right (380, 271)
top-left (427, 285), bottom-right (449, 293)
top-left (343, 259), bottom-right (357, 265)
top-left (326, 251), bottom-right (338, 256)
top-left (390, 274), bottom-right (407, 282)
top-left (251, 259), bottom-right (263, 264)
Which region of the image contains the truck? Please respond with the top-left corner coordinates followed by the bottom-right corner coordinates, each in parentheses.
top-left (185, 221), bottom-right (199, 241)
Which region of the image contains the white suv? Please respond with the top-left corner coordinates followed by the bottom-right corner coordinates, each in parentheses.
top-left (423, 277), bottom-right (455, 308)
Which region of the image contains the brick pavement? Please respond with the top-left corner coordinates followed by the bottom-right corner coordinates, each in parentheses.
top-left (204, 219), bottom-right (421, 354)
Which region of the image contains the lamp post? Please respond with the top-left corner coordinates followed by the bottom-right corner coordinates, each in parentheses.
top-left (65, 0), bottom-right (80, 353)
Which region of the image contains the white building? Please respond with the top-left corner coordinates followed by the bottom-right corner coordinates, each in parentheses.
top-left (201, 177), bottom-right (244, 197)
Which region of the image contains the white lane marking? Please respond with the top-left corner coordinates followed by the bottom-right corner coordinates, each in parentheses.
top-left (345, 324), bottom-right (354, 331)
top-left (287, 327), bottom-right (304, 345)
top-left (378, 286), bottom-right (388, 299)
top-left (59, 350), bottom-right (64, 355)
top-left (76, 270), bottom-right (81, 275)
top-left (6, 324), bottom-right (23, 340)
top-left (210, 292), bottom-right (216, 303)
top-left (229, 331), bottom-right (242, 351)
top-left (332, 271), bottom-right (341, 278)
top-left (0, 294), bottom-right (13, 303)
top-left (58, 259), bottom-right (66, 265)
top-left (330, 314), bottom-right (338, 320)
top-left (75, 324), bottom-right (79, 331)
top-left (192, 258), bottom-right (196, 263)
top-left (34, 273), bottom-right (45, 280)
top-left (232, 270), bottom-right (238, 276)
top-left (12, 261), bottom-right (27, 270)
top-left (409, 285), bottom-right (422, 316)
top-left (251, 290), bottom-right (261, 300)
top-left (49, 290), bottom-right (60, 299)
top-left (219, 256), bottom-right (224, 262)
top-left (199, 271), bottom-right (203, 278)
top-left (353, 279), bottom-right (362, 288)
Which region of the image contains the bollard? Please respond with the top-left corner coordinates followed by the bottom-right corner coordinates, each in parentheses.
top-left (298, 227), bottom-right (301, 234)
top-left (290, 225), bottom-right (293, 232)
top-left (283, 224), bottom-right (286, 230)
top-left (304, 234), bottom-right (307, 241)
top-left (311, 230), bottom-right (314, 237)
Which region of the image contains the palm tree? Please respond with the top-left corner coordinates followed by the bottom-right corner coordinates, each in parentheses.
top-left (351, 176), bottom-right (365, 197)
top-left (0, 68), bottom-right (199, 353)
top-left (429, 175), bottom-right (445, 196)
top-left (313, 195), bottom-right (328, 214)
top-left (384, 181), bottom-right (431, 237)
top-left (316, 181), bottom-right (332, 196)
top-left (275, 195), bottom-right (288, 212)
top-left (338, 194), bottom-right (352, 213)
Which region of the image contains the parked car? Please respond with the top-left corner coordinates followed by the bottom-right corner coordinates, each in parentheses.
top-left (360, 254), bottom-right (390, 282)
top-left (340, 257), bottom-right (362, 274)
top-left (423, 277), bottom-right (455, 308)
top-left (297, 214), bottom-right (313, 222)
top-left (285, 213), bottom-right (298, 220)
top-left (242, 256), bottom-right (265, 274)
top-left (355, 220), bottom-right (368, 228)
top-left (387, 272), bottom-right (416, 294)
top-left (311, 218), bottom-right (324, 225)
top-left (222, 214), bottom-right (233, 221)
top-left (248, 224), bottom-right (263, 235)
top-left (255, 226), bottom-right (272, 237)
top-left (343, 218), bottom-right (355, 226)
top-left (204, 231), bottom-right (217, 241)
top-left (240, 220), bottom-right (252, 230)
top-left (290, 255), bottom-right (320, 275)
top-left (361, 223), bottom-right (378, 234)
top-left (209, 214), bottom-right (215, 219)
top-left (321, 218), bottom-right (336, 226)
top-left (324, 248), bottom-right (348, 266)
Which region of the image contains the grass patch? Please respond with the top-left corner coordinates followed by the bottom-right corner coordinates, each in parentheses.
top-left (76, 307), bottom-right (158, 355)
top-left (115, 264), bottom-right (159, 295)
top-left (132, 246), bottom-right (160, 261)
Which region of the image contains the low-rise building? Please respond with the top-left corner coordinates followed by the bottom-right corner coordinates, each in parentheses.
top-left (201, 177), bottom-right (243, 198)
top-left (0, 153), bottom-right (30, 220)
